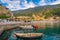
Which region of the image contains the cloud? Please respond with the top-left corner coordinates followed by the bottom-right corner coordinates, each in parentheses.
top-left (1, 0), bottom-right (36, 11)
top-left (5, 0), bottom-right (21, 11)
top-left (23, 0), bottom-right (36, 8)
top-left (38, 0), bottom-right (60, 6)
top-left (0, 0), bottom-right (60, 11)
top-left (38, 0), bottom-right (46, 6)
top-left (50, 0), bottom-right (60, 5)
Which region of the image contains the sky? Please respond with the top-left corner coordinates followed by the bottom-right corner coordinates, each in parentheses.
top-left (0, 0), bottom-right (60, 11)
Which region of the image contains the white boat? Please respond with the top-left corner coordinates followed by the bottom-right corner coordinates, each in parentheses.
top-left (15, 33), bottom-right (43, 38)
top-left (19, 25), bottom-right (33, 29)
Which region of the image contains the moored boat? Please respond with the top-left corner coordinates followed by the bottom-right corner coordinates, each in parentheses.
top-left (15, 33), bottom-right (43, 39)
top-left (19, 25), bottom-right (34, 29)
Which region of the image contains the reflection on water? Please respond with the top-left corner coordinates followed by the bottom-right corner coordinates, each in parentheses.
top-left (42, 34), bottom-right (60, 40)
top-left (0, 21), bottom-right (60, 40)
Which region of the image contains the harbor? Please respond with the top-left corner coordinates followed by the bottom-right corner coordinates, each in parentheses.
top-left (0, 20), bottom-right (60, 40)
top-left (0, 20), bottom-right (59, 35)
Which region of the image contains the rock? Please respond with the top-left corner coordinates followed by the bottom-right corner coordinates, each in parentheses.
top-left (0, 6), bottom-right (13, 19)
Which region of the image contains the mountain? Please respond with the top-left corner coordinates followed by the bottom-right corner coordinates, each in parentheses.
top-left (12, 4), bottom-right (60, 17)
top-left (0, 6), bottom-right (13, 19)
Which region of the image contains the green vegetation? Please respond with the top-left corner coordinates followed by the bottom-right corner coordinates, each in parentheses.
top-left (13, 4), bottom-right (60, 19)
top-left (0, 14), bottom-right (9, 19)
top-left (1, 5), bottom-right (60, 19)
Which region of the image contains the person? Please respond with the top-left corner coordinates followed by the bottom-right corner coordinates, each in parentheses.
top-left (32, 24), bottom-right (39, 30)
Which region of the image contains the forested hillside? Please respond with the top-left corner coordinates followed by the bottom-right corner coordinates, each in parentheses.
top-left (13, 4), bottom-right (60, 19)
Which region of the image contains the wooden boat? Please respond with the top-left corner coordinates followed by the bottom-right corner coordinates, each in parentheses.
top-left (15, 33), bottom-right (43, 39)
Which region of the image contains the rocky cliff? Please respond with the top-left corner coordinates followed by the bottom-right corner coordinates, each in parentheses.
top-left (0, 6), bottom-right (13, 19)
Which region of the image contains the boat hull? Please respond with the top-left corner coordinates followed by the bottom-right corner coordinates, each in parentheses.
top-left (15, 33), bottom-right (43, 40)
top-left (17, 36), bottom-right (42, 40)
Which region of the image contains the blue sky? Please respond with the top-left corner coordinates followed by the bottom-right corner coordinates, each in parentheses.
top-left (0, 0), bottom-right (60, 11)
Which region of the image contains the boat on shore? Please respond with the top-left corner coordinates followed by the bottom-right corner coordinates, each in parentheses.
top-left (15, 33), bottom-right (43, 39)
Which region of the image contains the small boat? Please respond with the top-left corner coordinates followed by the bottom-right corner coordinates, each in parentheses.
top-left (15, 33), bottom-right (43, 39)
top-left (19, 25), bottom-right (34, 29)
